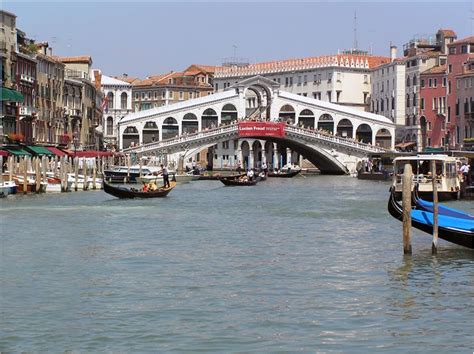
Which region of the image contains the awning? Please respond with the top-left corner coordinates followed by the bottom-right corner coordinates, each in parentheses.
top-left (46, 146), bottom-right (67, 156)
top-left (0, 149), bottom-right (9, 157)
top-left (4, 148), bottom-right (31, 156)
top-left (1, 87), bottom-right (24, 103)
top-left (25, 145), bottom-right (55, 156)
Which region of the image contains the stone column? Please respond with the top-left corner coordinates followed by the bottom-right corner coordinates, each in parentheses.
top-left (372, 128), bottom-right (377, 146)
top-left (286, 148), bottom-right (292, 166)
top-left (248, 148), bottom-right (254, 169)
top-left (273, 143), bottom-right (279, 170)
top-left (260, 140), bottom-right (267, 164)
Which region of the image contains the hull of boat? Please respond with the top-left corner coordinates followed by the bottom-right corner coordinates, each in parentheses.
top-left (357, 171), bottom-right (391, 181)
top-left (268, 170), bottom-right (301, 178)
top-left (388, 190), bottom-right (474, 249)
top-left (103, 181), bottom-right (176, 199)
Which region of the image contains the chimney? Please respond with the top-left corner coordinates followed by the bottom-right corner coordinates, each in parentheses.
top-left (93, 70), bottom-right (102, 89)
top-left (390, 45), bottom-right (397, 62)
top-left (123, 73), bottom-right (128, 77)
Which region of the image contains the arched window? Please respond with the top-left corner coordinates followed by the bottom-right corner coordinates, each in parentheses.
top-left (355, 123), bottom-right (372, 144)
top-left (317, 114), bottom-right (334, 133)
top-left (121, 92), bottom-right (127, 109)
top-left (298, 109), bottom-right (315, 129)
top-left (201, 108), bottom-right (218, 129)
top-left (162, 117), bottom-right (179, 140)
top-left (279, 104), bottom-right (295, 124)
top-left (143, 121), bottom-right (159, 143)
top-left (336, 119), bottom-right (353, 138)
top-left (183, 113), bottom-right (198, 134)
top-left (106, 116), bottom-right (113, 136)
top-left (221, 104), bottom-right (238, 125)
top-left (107, 92), bottom-right (114, 109)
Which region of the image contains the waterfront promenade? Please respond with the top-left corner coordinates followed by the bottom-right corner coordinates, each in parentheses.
top-left (1, 176), bottom-right (473, 352)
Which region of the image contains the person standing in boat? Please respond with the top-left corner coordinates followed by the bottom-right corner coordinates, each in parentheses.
top-left (161, 164), bottom-right (170, 188)
top-left (262, 161), bottom-right (268, 175)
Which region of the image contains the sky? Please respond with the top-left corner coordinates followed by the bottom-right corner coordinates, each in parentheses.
top-left (3, 1), bottom-right (473, 79)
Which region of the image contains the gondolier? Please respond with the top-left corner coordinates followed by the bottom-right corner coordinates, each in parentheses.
top-left (161, 164), bottom-right (170, 188)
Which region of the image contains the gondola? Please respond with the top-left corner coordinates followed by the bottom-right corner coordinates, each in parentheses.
top-left (387, 188), bottom-right (474, 249)
top-left (103, 180), bottom-right (176, 199)
top-left (219, 176), bottom-right (258, 186)
top-left (267, 170), bottom-right (301, 178)
top-left (412, 185), bottom-right (473, 220)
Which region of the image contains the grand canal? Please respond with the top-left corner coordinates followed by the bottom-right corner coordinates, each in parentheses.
top-left (1, 176), bottom-right (473, 352)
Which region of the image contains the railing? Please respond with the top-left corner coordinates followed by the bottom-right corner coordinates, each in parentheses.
top-left (285, 125), bottom-right (387, 153)
top-left (124, 122), bottom-right (387, 154)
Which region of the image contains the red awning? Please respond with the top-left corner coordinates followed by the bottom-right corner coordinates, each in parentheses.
top-left (46, 146), bottom-right (67, 156)
top-left (0, 149), bottom-right (9, 157)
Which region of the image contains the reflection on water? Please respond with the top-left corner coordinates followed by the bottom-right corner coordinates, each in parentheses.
top-left (0, 176), bottom-right (473, 352)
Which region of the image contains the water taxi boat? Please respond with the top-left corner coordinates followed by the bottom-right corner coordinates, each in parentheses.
top-left (392, 155), bottom-right (461, 201)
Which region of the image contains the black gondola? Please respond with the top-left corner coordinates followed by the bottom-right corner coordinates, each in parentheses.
top-left (387, 188), bottom-right (474, 249)
top-left (103, 180), bottom-right (176, 199)
top-left (219, 175), bottom-right (258, 186)
top-left (267, 170), bottom-right (301, 178)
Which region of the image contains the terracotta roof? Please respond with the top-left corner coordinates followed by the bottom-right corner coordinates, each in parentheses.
top-left (35, 53), bottom-right (65, 65)
top-left (438, 29), bottom-right (457, 37)
top-left (215, 54), bottom-right (391, 77)
top-left (183, 64), bottom-right (218, 75)
top-left (449, 36), bottom-right (474, 46)
top-left (54, 55), bottom-right (92, 64)
top-left (114, 76), bottom-right (140, 84)
top-left (421, 65), bottom-right (446, 75)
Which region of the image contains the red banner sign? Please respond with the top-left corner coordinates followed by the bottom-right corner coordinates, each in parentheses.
top-left (238, 122), bottom-right (286, 137)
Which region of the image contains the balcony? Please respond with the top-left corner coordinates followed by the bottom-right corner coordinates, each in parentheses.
top-left (20, 73), bottom-right (35, 84)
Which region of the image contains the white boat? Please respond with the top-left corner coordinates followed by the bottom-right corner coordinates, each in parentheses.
top-left (392, 154), bottom-right (461, 201)
top-left (135, 171), bottom-right (199, 184)
top-left (0, 180), bottom-right (17, 196)
top-left (67, 174), bottom-right (103, 190)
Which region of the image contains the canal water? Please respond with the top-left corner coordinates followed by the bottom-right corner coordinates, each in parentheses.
top-left (1, 176), bottom-right (473, 352)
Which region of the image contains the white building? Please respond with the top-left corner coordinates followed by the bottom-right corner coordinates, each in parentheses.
top-left (93, 72), bottom-right (133, 148)
top-left (370, 46), bottom-right (407, 141)
top-left (214, 52), bottom-right (391, 112)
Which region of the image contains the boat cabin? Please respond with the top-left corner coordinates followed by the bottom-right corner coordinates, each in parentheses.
top-left (392, 154), bottom-right (461, 200)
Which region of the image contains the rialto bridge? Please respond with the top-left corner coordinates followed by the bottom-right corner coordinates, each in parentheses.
top-left (119, 76), bottom-right (395, 174)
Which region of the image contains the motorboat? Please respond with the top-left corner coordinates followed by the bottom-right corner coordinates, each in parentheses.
top-left (0, 180), bottom-right (17, 196)
top-left (67, 174), bottom-right (103, 190)
top-left (392, 155), bottom-right (461, 201)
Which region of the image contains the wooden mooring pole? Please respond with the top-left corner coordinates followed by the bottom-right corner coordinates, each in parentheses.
top-left (431, 160), bottom-right (439, 254)
top-left (402, 163), bottom-right (413, 255)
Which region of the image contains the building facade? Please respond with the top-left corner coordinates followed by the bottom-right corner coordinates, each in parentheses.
top-left (34, 46), bottom-right (65, 144)
top-left (57, 56), bottom-right (102, 150)
top-left (214, 52), bottom-right (390, 112)
top-left (370, 46), bottom-right (406, 140)
top-left (446, 36), bottom-right (474, 147)
top-left (419, 65), bottom-right (447, 148)
top-left (131, 64), bottom-right (215, 112)
top-left (94, 72), bottom-right (133, 149)
top-left (456, 58), bottom-right (474, 147)
top-left (0, 10), bottom-right (19, 142)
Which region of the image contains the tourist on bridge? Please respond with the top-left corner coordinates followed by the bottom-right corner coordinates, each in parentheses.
top-left (161, 164), bottom-right (170, 188)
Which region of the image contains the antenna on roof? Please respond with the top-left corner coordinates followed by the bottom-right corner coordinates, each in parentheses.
top-left (353, 10), bottom-right (358, 50)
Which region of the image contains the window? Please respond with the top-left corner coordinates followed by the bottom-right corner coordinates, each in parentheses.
top-left (285, 77), bottom-right (289, 86)
top-left (121, 92), bottom-right (127, 109)
top-left (162, 91), bottom-right (166, 99)
top-left (421, 79), bottom-right (425, 88)
top-left (364, 75), bottom-right (368, 84)
top-left (179, 91), bottom-right (184, 100)
top-left (433, 78), bottom-right (437, 88)
top-left (336, 73), bottom-right (341, 82)
top-left (406, 94), bottom-right (410, 108)
top-left (407, 76), bottom-right (410, 86)
top-left (429, 78), bottom-right (432, 87)
top-left (448, 64), bottom-right (452, 73)
top-left (448, 80), bottom-right (452, 94)
top-left (442, 77), bottom-right (447, 87)
top-left (297, 76), bottom-right (302, 85)
top-left (222, 141), bottom-right (229, 149)
top-left (154, 91), bottom-right (158, 99)
top-left (413, 76), bottom-right (417, 86)
top-left (449, 47), bottom-right (456, 54)
top-left (189, 92), bottom-right (193, 99)
top-left (420, 98), bottom-right (425, 110)
top-left (432, 97), bottom-right (437, 110)
top-left (470, 45), bottom-right (474, 54)
top-left (461, 45), bottom-right (467, 54)
top-left (215, 83), bottom-right (218, 91)
top-left (303, 75), bottom-right (307, 85)
top-left (141, 92), bottom-right (145, 99)
top-left (327, 91), bottom-right (332, 102)
top-left (455, 99), bottom-right (460, 116)
top-left (327, 73), bottom-right (332, 83)
top-left (289, 77), bottom-right (293, 85)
